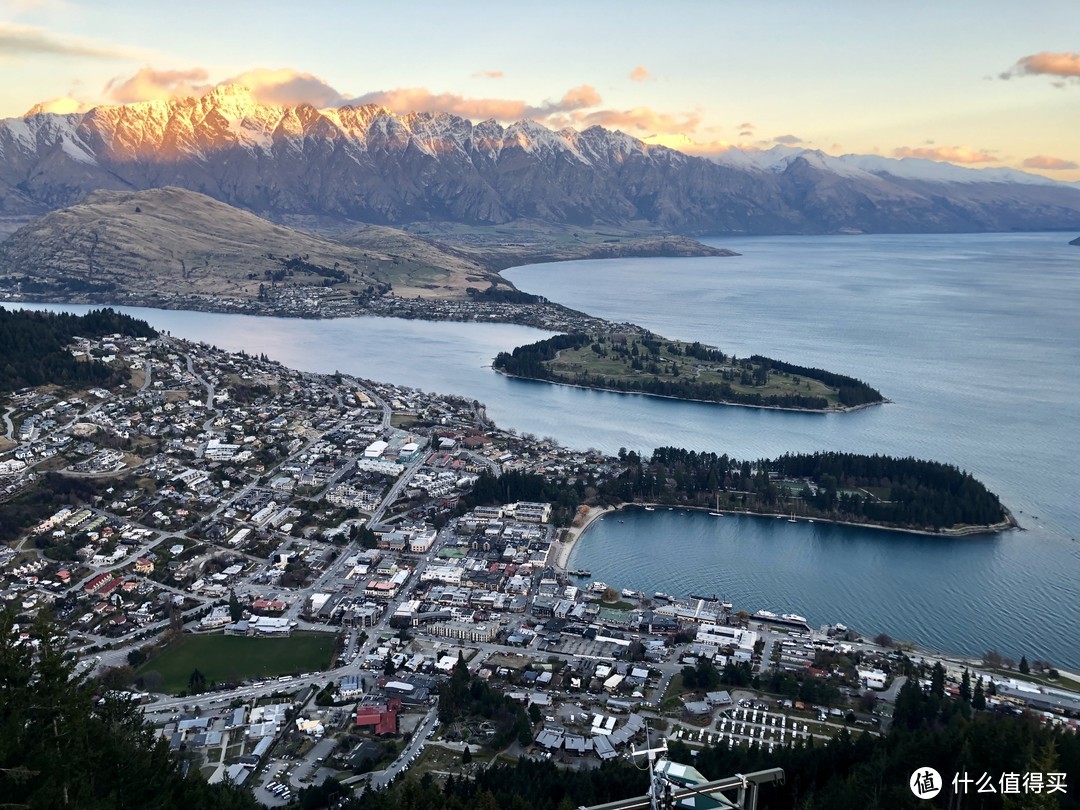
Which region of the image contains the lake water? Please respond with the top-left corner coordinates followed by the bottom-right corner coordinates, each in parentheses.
top-left (10, 231), bottom-right (1080, 666)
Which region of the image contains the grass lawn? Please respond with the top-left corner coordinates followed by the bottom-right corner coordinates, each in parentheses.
top-left (136, 631), bottom-right (337, 694)
top-left (547, 333), bottom-right (841, 407)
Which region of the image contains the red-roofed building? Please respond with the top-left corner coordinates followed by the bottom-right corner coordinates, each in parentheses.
top-left (252, 598), bottom-right (287, 614)
top-left (84, 572), bottom-right (112, 594)
top-left (355, 699), bottom-right (401, 736)
top-left (97, 577), bottom-right (123, 598)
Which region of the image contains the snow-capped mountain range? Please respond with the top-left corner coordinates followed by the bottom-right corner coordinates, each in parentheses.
top-left (2, 84), bottom-right (1079, 234)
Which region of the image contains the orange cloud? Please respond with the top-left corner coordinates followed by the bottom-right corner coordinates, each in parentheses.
top-left (892, 145), bottom-right (997, 164)
top-left (223, 68), bottom-right (345, 107)
top-left (629, 65), bottom-right (651, 82)
top-left (103, 66), bottom-right (346, 107)
top-left (1002, 51), bottom-right (1080, 81)
top-left (573, 107), bottom-right (701, 134)
top-left (104, 67), bottom-right (212, 103)
top-left (472, 70), bottom-right (504, 79)
top-left (22, 95), bottom-right (88, 116)
top-left (1021, 154), bottom-right (1078, 170)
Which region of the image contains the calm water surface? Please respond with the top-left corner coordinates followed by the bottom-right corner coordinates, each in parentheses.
top-left (12, 232), bottom-right (1080, 665)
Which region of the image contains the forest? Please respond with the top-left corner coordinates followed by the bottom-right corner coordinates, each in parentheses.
top-left (0, 307), bottom-right (157, 396)
top-left (0, 611), bottom-right (259, 810)
top-left (606, 447), bottom-right (1008, 531)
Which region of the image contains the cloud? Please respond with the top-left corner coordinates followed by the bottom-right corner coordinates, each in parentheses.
top-left (223, 68), bottom-right (345, 107)
top-left (738, 130), bottom-right (753, 137)
top-left (737, 122), bottom-right (755, 131)
top-left (893, 145), bottom-right (997, 163)
top-left (629, 65), bottom-right (651, 82)
top-left (1001, 51), bottom-right (1080, 82)
top-left (22, 95), bottom-right (88, 116)
top-left (349, 84), bottom-right (601, 121)
top-left (1021, 154), bottom-right (1079, 170)
top-left (773, 134), bottom-right (802, 145)
top-left (102, 66), bottom-right (346, 107)
top-left (572, 107), bottom-right (701, 134)
top-left (472, 70), bottom-right (504, 79)
top-left (104, 67), bottom-right (212, 103)
top-left (0, 21), bottom-right (136, 59)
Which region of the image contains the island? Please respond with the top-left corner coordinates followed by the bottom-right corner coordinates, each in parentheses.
top-left (493, 332), bottom-right (884, 411)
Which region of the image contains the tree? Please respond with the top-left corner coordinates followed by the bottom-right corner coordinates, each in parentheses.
top-left (188, 668), bottom-right (207, 694)
top-left (972, 676), bottom-right (986, 710)
top-left (1019, 655), bottom-right (1030, 674)
top-left (0, 610), bottom-right (258, 809)
top-left (959, 668), bottom-right (972, 703)
top-left (930, 662), bottom-right (946, 698)
top-left (228, 590), bottom-right (243, 623)
top-left (461, 746), bottom-right (472, 765)
top-left (528, 704), bottom-right (541, 724)
top-left (873, 633), bottom-right (893, 648)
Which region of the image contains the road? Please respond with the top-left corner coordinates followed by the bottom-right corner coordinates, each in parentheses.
top-left (1, 407), bottom-right (14, 441)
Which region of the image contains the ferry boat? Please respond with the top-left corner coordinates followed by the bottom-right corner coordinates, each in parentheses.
top-left (569, 569), bottom-right (591, 577)
top-left (781, 613), bottom-right (808, 624)
top-left (653, 592), bottom-right (673, 601)
top-left (753, 609), bottom-right (779, 620)
top-left (587, 581), bottom-right (609, 593)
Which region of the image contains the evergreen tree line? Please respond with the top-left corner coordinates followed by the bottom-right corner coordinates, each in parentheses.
top-left (0, 307), bottom-right (157, 395)
top-left (437, 657), bottom-right (533, 749)
top-left (492, 334), bottom-right (592, 380)
top-left (0, 611), bottom-right (258, 810)
top-left (748, 355), bottom-right (882, 407)
top-left (618, 447), bottom-right (1006, 530)
top-left (333, 705), bottom-right (1077, 810)
top-left (463, 469), bottom-right (588, 526)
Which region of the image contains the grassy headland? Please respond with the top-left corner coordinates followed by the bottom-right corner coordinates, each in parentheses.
top-left (493, 331), bottom-right (883, 411)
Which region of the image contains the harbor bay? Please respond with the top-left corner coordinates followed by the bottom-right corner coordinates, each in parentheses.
top-left (12, 231), bottom-right (1080, 666)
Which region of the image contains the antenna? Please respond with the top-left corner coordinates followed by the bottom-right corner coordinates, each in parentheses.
top-left (629, 721), bottom-right (671, 810)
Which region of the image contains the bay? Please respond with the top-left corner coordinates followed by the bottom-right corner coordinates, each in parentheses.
top-left (9, 231), bottom-right (1080, 666)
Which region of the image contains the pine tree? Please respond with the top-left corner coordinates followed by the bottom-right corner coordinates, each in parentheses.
top-left (0, 610), bottom-right (257, 809)
top-left (1019, 655), bottom-right (1030, 674)
top-left (960, 668), bottom-right (972, 702)
top-left (972, 676), bottom-right (986, 710)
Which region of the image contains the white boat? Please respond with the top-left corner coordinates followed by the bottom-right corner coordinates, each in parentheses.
top-left (754, 610), bottom-right (779, 620)
top-left (709, 492), bottom-right (724, 516)
top-left (643, 505), bottom-right (655, 511)
top-left (787, 512), bottom-right (797, 523)
top-left (781, 613), bottom-right (808, 624)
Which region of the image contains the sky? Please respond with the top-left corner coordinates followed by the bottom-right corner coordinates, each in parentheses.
top-left (2, 0), bottom-right (1079, 180)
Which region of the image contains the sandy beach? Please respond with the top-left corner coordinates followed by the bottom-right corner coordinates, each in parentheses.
top-left (553, 505), bottom-right (616, 569)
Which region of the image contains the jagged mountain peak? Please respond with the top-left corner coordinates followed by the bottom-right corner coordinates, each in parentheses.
top-left (1, 87), bottom-right (1079, 233)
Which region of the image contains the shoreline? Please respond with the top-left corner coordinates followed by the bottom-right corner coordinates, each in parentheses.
top-left (553, 505), bottom-right (617, 569)
top-left (569, 500), bottom-right (1018, 550)
top-left (492, 368), bottom-right (887, 414)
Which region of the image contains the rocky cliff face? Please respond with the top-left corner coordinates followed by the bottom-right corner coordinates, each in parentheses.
top-left (2, 85), bottom-right (1080, 235)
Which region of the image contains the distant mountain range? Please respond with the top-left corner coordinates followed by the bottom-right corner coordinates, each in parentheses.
top-left (2, 84), bottom-right (1080, 235)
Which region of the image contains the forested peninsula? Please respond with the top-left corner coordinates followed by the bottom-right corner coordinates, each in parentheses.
top-left (0, 307), bottom-right (157, 397)
top-left (612, 447), bottom-right (1013, 534)
top-left (492, 332), bottom-right (883, 411)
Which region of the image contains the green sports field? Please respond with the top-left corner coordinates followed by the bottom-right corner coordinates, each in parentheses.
top-left (136, 631), bottom-right (337, 694)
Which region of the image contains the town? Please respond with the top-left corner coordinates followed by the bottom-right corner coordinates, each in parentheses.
top-left (1, 327), bottom-right (1076, 806)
